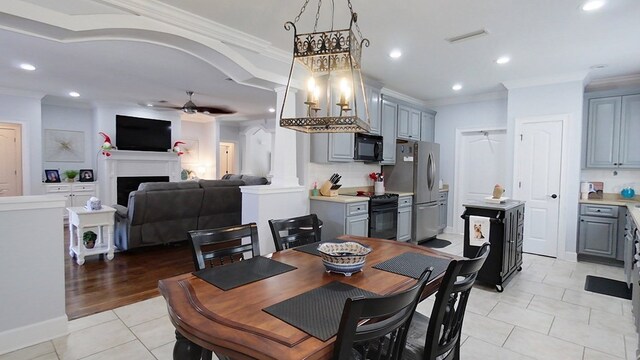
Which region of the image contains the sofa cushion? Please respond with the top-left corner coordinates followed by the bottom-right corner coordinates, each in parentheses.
top-left (240, 175), bottom-right (269, 185)
top-left (221, 174), bottom-right (243, 181)
top-left (199, 179), bottom-right (245, 188)
top-left (138, 181), bottom-right (200, 191)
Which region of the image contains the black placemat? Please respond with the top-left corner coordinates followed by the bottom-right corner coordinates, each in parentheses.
top-left (263, 281), bottom-right (379, 341)
top-left (373, 252), bottom-right (451, 279)
top-left (293, 239), bottom-right (347, 257)
top-left (194, 256), bottom-right (296, 291)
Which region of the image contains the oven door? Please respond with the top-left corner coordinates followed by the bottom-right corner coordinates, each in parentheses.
top-left (370, 203), bottom-right (398, 240)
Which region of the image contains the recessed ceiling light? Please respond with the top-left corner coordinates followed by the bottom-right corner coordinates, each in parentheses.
top-left (268, 107), bottom-right (276, 113)
top-left (389, 50), bottom-right (402, 59)
top-left (146, 103), bottom-right (154, 107)
top-left (452, 84), bottom-right (463, 91)
top-left (590, 64), bottom-right (608, 69)
top-left (496, 56), bottom-right (511, 65)
top-left (582, 0), bottom-right (605, 11)
top-left (19, 63), bottom-right (36, 71)
top-left (69, 91), bottom-right (80, 98)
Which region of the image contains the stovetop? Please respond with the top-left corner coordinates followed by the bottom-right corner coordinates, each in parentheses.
top-left (342, 192), bottom-right (399, 199)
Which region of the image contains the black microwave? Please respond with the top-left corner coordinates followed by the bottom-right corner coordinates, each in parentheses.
top-left (354, 133), bottom-right (383, 162)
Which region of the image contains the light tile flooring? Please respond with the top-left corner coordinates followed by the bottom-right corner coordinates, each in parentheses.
top-left (2, 233), bottom-right (637, 360)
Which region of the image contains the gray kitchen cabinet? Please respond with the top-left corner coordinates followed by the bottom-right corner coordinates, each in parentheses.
top-left (310, 132), bottom-right (354, 163)
top-left (397, 105), bottom-right (421, 140)
top-left (381, 98), bottom-right (397, 164)
top-left (438, 191), bottom-right (448, 233)
top-left (397, 195), bottom-right (412, 241)
top-left (366, 86), bottom-right (382, 135)
top-left (310, 199), bottom-right (369, 241)
top-left (420, 112), bottom-right (435, 142)
top-left (578, 204), bottom-right (618, 259)
top-left (586, 94), bottom-right (640, 169)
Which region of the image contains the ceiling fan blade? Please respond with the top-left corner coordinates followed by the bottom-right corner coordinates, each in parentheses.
top-left (193, 106), bottom-right (236, 115)
top-left (149, 104), bottom-right (183, 110)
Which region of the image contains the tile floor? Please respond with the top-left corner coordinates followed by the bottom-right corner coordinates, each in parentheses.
top-left (2, 233), bottom-right (637, 360)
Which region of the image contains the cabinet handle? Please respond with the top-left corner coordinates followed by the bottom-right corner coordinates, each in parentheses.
top-left (596, 209), bottom-right (601, 212)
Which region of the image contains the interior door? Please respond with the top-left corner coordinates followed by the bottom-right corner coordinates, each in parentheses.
top-left (0, 123), bottom-right (22, 196)
top-left (454, 130), bottom-right (507, 233)
top-left (219, 144), bottom-right (230, 176)
top-left (513, 118), bottom-right (563, 257)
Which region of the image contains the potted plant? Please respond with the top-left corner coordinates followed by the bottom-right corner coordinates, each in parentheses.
top-left (83, 231), bottom-right (97, 249)
top-left (64, 170), bottom-right (79, 182)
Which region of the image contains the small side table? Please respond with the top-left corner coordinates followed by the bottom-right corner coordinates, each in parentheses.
top-left (67, 206), bottom-right (116, 265)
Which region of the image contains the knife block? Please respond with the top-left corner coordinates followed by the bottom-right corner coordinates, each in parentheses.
top-left (319, 180), bottom-right (338, 197)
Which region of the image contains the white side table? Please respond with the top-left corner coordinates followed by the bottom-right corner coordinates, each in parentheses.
top-left (67, 205), bottom-right (116, 265)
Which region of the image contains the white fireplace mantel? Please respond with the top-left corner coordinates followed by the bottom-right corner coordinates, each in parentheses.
top-left (97, 150), bottom-right (181, 205)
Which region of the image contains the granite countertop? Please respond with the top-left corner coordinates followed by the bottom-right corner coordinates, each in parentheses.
top-left (629, 204), bottom-right (640, 228)
top-left (579, 193), bottom-right (640, 227)
top-left (309, 195), bottom-right (370, 203)
top-left (309, 184), bottom-right (448, 203)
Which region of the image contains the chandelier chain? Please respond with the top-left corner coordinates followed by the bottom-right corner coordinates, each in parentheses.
top-left (313, 0), bottom-right (323, 32)
top-left (293, 0), bottom-right (311, 24)
top-left (347, 0), bottom-right (364, 40)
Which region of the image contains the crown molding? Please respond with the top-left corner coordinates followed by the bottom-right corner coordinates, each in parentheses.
top-left (100, 0), bottom-right (290, 63)
top-left (0, 86), bottom-right (45, 99)
top-left (585, 73), bottom-right (640, 92)
top-left (380, 87), bottom-right (428, 108)
top-left (502, 71), bottom-right (589, 90)
top-left (425, 90), bottom-right (507, 108)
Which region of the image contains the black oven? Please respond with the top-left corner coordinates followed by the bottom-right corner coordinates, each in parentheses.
top-left (354, 133), bottom-right (383, 162)
top-left (369, 194), bottom-right (399, 240)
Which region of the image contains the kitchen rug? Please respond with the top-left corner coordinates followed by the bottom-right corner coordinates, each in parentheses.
top-left (584, 275), bottom-right (632, 300)
top-left (419, 238), bottom-right (452, 249)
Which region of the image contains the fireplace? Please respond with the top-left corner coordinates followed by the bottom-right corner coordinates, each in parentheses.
top-left (98, 150), bottom-right (181, 205)
top-left (117, 176), bottom-right (169, 206)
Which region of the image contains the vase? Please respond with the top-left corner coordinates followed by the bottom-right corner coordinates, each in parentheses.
top-left (374, 182), bottom-right (385, 195)
top-left (84, 240), bottom-right (95, 249)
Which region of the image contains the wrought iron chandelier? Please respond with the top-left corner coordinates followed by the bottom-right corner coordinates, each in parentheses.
top-left (279, 0), bottom-right (370, 133)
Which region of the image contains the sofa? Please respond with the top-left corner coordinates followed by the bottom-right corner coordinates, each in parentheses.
top-left (221, 173), bottom-right (270, 185)
top-left (113, 178), bottom-right (259, 250)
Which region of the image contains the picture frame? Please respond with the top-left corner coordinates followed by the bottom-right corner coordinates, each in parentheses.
top-left (79, 169), bottom-right (94, 182)
top-left (45, 169), bottom-right (61, 183)
top-left (44, 129), bottom-right (85, 162)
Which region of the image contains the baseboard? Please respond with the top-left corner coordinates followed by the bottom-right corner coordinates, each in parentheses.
top-left (0, 316), bottom-right (68, 355)
top-left (562, 251), bottom-right (578, 262)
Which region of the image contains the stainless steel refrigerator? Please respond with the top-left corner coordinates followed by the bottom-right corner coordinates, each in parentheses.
top-left (383, 141), bottom-right (440, 243)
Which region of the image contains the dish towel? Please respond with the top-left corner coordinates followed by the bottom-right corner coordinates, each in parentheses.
top-left (469, 215), bottom-right (490, 246)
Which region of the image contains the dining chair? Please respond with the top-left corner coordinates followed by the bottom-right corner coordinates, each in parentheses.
top-left (187, 222), bottom-right (260, 271)
top-left (268, 214), bottom-right (322, 251)
top-left (403, 243), bottom-right (490, 360)
top-left (185, 223), bottom-right (261, 360)
top-left (332, 268), bottom-right (434, 360)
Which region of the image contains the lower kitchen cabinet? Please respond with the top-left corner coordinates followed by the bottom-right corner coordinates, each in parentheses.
top-left (310, 199), bottom-right (369, 241)
top-left (397, 195), bottom-right (412, 241)
top-left (462, 200), bottom-right (525, 292)
top-left (577, 204), bottom-right (625, 263)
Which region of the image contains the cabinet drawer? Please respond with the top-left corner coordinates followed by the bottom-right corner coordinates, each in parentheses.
top-left (45, 184), bottom-right (71, 193)
top-left (398, 196), bottom-right (412, 207)
top-left (72, 183), bottom-right (96, 192)
top-left (347, 202), bottom-right (368, 216)
top-left (580, 204), bottom-right (618, 217)
top-left (438, 191), bottom-right (447, 200)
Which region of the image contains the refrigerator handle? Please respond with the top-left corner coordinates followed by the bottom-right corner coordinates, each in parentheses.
top-left (426, 152), bottom-right (434, 191)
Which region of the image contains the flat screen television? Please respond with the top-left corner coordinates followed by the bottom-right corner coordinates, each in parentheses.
top-left (115, 115), bottom-right (172, 152)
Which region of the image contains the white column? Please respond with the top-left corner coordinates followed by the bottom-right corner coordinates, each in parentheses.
top-left (241, 87), bottom-right (309, 255)
top-left (269, 87), bottom-right (299, 186)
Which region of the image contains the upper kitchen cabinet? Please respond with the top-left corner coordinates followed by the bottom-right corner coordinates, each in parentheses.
top-left (397, 105), bottom-right (421, 140)
top-left (586, 93), bottom-right (640, 169)
top-left (381, 98), bottom-right (397, 164)
top-left (420, 111), bottom-right (435, 142)
top-left (311, 132), bottom-right (354, 163)
top-left (366, 86), bottom-right (382, 135)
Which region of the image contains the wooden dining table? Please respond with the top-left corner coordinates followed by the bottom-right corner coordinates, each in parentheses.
top-left (158, 235), bottom-right (459, 360)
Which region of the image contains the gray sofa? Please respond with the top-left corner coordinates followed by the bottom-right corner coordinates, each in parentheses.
top-left (113, 179), bottom-right (257, 250)
top-left (221, 173), bottom-right (270, 185)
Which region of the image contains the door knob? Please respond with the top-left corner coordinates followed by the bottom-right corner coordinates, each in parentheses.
top-left (550, 194), bottom-right (558, 199)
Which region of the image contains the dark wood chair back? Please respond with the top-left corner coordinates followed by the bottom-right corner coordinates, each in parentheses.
top-left (187, 223), bottom-right (260, 271)
top-left (268, 214), bottom-right (322, 251)
top-left (406, 243), bottom-right (490, 360)
top-left (332, 268), bottom-right (434, 360)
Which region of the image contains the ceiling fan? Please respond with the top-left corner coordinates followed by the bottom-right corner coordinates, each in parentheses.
top-left (152, 91), bottom-right (235, 115)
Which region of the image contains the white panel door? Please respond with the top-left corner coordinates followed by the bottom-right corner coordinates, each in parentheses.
top-left (513, 118), bottom-right (563, 257)
top-left (454, 130), bottom-right (507, 233)
top-left (0, 124), bottom-right (21, 196)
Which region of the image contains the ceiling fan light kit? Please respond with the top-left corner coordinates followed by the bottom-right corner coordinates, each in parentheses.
top-left (279, 0), bottom-right (371, 134)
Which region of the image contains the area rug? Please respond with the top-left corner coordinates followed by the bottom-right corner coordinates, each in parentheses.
top-left (418, 238), bottom-right (452, 249)
top-left (584, 275), bottom-right (632, 300)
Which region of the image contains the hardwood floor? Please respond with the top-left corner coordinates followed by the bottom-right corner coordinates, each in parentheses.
top-left (64, 226), bottom-right (194, 320)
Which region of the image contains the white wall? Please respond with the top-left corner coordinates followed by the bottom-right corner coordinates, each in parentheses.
top-left (0, 93), bottom-right (43, 195)
top-left (181, 120), bottom-right (217, 179)
top-left (0, 196), bottom-right (67, 355)
top-left (308, 162), bottom-right (381, 190)
top-left (41, 104), bottom-right (94, 179)
top-left (581, 169), bottom-right (640, 193)
top-left (506, 80), bottom-right (585, 257)
top-left (433, 98), bottom-right (508, 227)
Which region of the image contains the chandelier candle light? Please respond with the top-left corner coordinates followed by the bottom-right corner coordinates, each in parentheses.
top-left (280, 0), bottom-right (371, 133)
